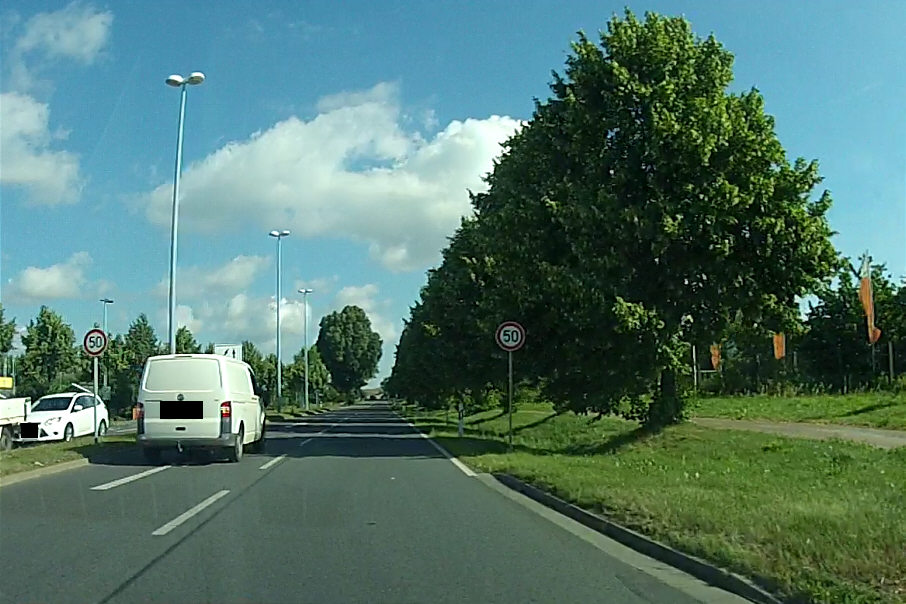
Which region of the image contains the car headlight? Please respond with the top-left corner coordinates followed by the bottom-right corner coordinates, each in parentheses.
top-left (43, 417), bottom-right (62, 425)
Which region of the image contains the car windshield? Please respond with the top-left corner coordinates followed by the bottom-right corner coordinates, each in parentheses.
top-left (31, 397), bottom-right (72, 412)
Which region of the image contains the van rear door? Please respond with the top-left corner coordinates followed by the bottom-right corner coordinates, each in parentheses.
top-left (141, 357), bottom-right (223, 439)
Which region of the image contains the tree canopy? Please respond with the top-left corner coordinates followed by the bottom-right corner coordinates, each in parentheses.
top-left (388, 10), bottom-right (837, 427)
top-left (18, 306), bottom-right (79, 400)
top-left (316, 305), bottom-right (382, 395)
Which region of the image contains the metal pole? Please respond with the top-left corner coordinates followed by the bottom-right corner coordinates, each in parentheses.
top-left (692, 345), bottom-right (698, 393)
top-left (167, 84), bottom-right (188, 355)
top-left (889, 340), bottom-right (895, 383)
top-left (93, 356), bottom-right (99, 443)
top-left (303, 292), bottom-right (310, 410)
top-left (508, 351), bottom-right (513, 450)
top-left (276, 236), bottom-right (283, 404)
top-left (102, 302), bottom-right (109, 389)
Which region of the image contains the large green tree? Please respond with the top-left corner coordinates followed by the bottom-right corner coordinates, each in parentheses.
top-left (285, 345), bottom-right (331, 404)
top-left (175, 326), bottom-right (201, 354)
top-left (18, 306), bottom-right (79, 400)
top-left (391, 10), bottom-right (838, 427)
top-left (110, 314), bottom-right (159, 409)
top-left (316, 306), bottom-right (382, 395)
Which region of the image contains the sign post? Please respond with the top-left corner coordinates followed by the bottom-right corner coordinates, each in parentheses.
top-left (495, 321), bottom-right (525, 450)
top-left (83, 328), bottom-right (108, 443)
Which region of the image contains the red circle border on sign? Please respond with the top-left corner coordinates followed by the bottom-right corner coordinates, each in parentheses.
top-left (83, 328), bottom-right (108, 357)
top-left (495, 321), bottom-right (526, 352)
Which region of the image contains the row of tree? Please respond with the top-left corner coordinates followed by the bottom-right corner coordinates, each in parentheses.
top-left (0, 303), bottom-right (382, 416)
top-left (386, 11), bottom-right (846, 428)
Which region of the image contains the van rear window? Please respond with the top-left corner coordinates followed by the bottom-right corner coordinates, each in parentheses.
top-left (144, 358), bottom-right (221, 391)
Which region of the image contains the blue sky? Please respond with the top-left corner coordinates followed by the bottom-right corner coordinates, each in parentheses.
top-left (2, 0), bottom-right (905, 385)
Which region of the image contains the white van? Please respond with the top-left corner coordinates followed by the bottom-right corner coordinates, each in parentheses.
top-left (137, 354), bottom-right (266, 463)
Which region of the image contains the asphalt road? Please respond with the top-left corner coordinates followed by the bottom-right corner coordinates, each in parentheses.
top-left (0, 403), bottom-right (748, 604)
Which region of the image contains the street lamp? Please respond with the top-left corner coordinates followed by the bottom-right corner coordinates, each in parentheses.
top-left (270, 230), bottom-right (291, 406)
top-left (298, 288), bottom-right (313, 410)
top-left (100, 298), bottom-right (114, 389)
top-left (165, 71), bottom-right (205, 355)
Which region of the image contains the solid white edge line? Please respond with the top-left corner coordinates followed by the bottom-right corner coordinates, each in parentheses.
top-left (258, 454), bottom-right (286, 470)
top-left (90, 465), bottom-right (171, 491)
top-left (151, 489), bottom-right (230, 536)
top-left (391, 409), bottom-right (476, 477)
top-left (419, 433), bottom-right (476, 477)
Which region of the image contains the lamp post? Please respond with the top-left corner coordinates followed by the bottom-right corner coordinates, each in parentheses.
top-left (269, 230), bottom-right (291, 405)
top-left (165, 71), bottom-right (205, 354)
top-left (298, 288), bottom-right (313, 410)
top-left (100, 298), bottom-right (113, 389)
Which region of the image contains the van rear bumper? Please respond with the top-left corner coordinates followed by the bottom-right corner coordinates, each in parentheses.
top-left (138, 434), bottom-right (238, 449)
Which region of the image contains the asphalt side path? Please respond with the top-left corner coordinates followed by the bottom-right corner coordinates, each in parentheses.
top-left (0, 403), bottom-right (748, 604)
top-left (692, 417), bottom-right (906, 449)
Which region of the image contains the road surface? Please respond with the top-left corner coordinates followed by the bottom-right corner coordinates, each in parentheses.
top-left (0, 403), bottom-right (747, 603)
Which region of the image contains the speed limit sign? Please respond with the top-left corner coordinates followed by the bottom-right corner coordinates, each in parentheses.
top-left (495, 321), bottom-right (526, 352)
top-left (83, 328), bottom-right (108, 357)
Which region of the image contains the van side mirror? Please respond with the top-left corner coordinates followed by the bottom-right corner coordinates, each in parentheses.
top-left (73, 404), bottom-right (84, 412)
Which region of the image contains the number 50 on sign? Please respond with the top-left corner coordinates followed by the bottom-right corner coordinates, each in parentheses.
top-left (496, 321), bottom-right (525, 352)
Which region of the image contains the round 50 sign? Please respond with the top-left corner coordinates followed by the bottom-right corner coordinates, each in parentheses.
top-left (495, 321), bottom-right (526, 352)
top-left (83, 328), bottom-right (108, 357)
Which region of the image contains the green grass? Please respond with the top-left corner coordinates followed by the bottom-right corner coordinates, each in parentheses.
top-left (0, 434), bottom-right (136, 478)
top-left (691, 393), bottom-right (906, 430)
top-left (400, 403), bottom-right (906, 604)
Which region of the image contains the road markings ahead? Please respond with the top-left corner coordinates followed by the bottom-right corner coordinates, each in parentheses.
top-left (259, 454), bottom-right (286, 470)
top-left (152, 489), bottom-right (230, 536)
top-left (90, 466), bottom-right (171, 491)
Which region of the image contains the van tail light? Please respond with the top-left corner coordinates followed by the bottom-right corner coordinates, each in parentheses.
top-left (136, 403), bottom-right (145, 434)
top-left (219, 401), bottom-right (232, 436)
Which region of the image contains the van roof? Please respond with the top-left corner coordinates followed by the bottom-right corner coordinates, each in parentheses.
top-left (147, 353), bottom-right (247, 365)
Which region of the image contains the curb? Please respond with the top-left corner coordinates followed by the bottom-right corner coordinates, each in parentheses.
top-left (0, 458), bottom-right (90, 489)
top-left (493, 473), bottom-right (783, 604)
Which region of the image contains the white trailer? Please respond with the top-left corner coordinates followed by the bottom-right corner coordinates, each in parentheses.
top-left (0, 396), bottom-right (31, 451)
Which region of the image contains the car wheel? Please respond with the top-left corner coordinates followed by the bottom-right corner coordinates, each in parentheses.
top-left (98, 420), bottom-right (107, 437)
top-left (227, 425), bottom-right (244, 463)
top-left (63, 424), bottom-right (74, 442)
top-left (142, 448), bottom-right (162, 464)
top-left (0, 426), bottom-right (12, 451)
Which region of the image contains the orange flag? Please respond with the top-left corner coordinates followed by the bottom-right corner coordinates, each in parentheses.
top-left (709, 344), bottom-right (721, 369)
top-left (858, 256), bottom-right (882, 344)
top-left (773, 333), bottom-right (786, 360)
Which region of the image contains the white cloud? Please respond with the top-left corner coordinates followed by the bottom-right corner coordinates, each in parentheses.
top-left (0, 92), bottom-right (83, 204)
top-left (10, 251), bottom-right (93, 300)
top-left (14, 2), bottom-right (112, 65)
top-left (155, 255), bottom-right (271, 300)
top-left (175, 304), bottom-right (203, 333)
top-left (142, 82), bottom-right (522, 272)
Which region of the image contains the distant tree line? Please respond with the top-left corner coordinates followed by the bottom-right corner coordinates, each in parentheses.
top-left (0, 303), bottom-right (382, 416)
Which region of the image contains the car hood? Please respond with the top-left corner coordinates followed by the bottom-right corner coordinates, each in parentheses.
top-left (26, 410), bottom-right (69, 423)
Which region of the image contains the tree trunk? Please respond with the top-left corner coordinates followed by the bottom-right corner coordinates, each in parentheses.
top-left (646, 368), bottom-right (684, 429)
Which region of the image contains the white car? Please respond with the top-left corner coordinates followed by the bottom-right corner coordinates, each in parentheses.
top-left (15, 392), bottom-right (109, 443)
top-left (137, 354), bottom-right (266, 463)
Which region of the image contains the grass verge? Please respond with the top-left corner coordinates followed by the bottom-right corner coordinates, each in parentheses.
top-left (399, 403), bottom-right (906, 604)
top-left (691, 393), bottom-right (906, 430)
top-left (0, 434), bottom-right (136, 478)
